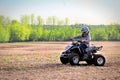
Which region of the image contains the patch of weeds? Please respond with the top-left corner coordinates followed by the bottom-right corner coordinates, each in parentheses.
top-left (4, 57), bottom-right (12, 62)
top-left (117, 56), bottom-right (120, 59)
top-left (53, 56), bottom-right (59, 61)
top-left (45, 57), bottom-right (58, 62)
top-left (21, 63), bottom-right (26, 68)
top-left (45, 53), bottom-right (60, 62)
top-left (45, 57), bottom-right (52, 61)
top-left (54, 53), bottom-right (60, 57)
top-left (52, 53), bottom-right (60, 61)
top-left (15, 56), bottom-right (20, 61)
top-left (53, 58), bottom-right (58, 61)
top-left (34, 56), bottom-right (40, 61)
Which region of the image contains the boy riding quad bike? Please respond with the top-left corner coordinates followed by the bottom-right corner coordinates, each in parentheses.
top-left (60, 26), bottom-right (105, 66)
top-left (72, 26), bottom-right (91, 60)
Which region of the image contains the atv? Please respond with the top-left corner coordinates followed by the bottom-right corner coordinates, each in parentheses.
top-left (60, 40), bottom-right (105, 66)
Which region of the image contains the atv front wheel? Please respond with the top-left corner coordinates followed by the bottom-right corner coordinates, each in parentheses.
top-left (93, 54), bottom-right (105, 66)
top-left (60, 57), bottom-right (69, 64)
top-left (70, 53), bottom-right (79, 65)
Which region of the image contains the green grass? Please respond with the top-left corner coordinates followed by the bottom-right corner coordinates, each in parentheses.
top-left (34, 56), bottom-right (41, 61)
top-left (4, 57), bottom-right (12, 61)
top-left (45, 53), bottom-right (59, 62)
top-left (117, 54), bottom-right (120, 59)
top-left (15, 56), bottom-right (20, 61)
top-left (118, 56), bottom-right (120, 58)
top-left (45, 57), bottom-right (52, 61)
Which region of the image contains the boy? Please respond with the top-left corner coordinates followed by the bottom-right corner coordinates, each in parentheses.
top-left (72, 26), bottom-right (91, 59)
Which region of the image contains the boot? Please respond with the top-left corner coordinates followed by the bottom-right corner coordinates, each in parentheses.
top-left (83, 54), bottom-right (88, 60)
top-left (87, 51), bottom-right (92, 57)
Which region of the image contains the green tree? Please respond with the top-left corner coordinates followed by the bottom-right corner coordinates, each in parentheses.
top-left (0, 25), bottom-right (10, 42)
top-left (10, 20), bottom-right (30, 41)
top-left (29, 25), bottom-right (43, 41)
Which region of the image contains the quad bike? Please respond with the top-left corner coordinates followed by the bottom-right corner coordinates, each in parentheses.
top-left (60, 40), bottom-right (105, 66)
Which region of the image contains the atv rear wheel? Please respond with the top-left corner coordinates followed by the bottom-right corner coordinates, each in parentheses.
top-left (93, 54), bottom-right (105, 66)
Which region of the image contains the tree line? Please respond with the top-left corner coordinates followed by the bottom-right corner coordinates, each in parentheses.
top-left (0, 15), bottom-right (120, 43)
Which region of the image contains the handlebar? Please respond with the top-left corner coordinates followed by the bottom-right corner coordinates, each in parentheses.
top-left (96, 46), bottom-right (103, 51)
top-left (71, 38), bottom-right (82, 42)
top-left (71, 40), bottom-right (83, 45)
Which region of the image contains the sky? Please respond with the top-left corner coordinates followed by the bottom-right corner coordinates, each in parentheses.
top-left (0, 0), bottom-right (120, 24)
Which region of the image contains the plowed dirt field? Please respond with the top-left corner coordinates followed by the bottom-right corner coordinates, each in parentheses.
top-left (0, 42), bottom-right (120, 80)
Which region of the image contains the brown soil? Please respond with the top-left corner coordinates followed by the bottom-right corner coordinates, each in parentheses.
top-left (0, 41), bottom-right (120, 80)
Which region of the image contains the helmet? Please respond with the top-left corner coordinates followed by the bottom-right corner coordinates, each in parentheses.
top-left (81, 26), bottom-right (89, 33)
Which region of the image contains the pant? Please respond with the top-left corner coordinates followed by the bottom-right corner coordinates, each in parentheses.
top-left (79, 43), bottom-right (87, 54)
